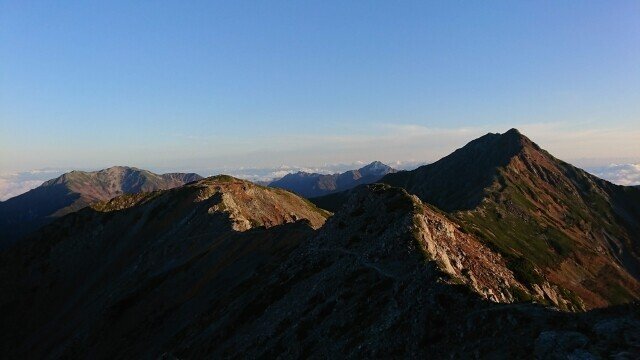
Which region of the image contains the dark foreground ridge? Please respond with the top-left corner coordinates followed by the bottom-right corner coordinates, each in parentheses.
top-left (2, 130), bottom-right (640, 358)
top-left (1, 176), bottom-right (639, 358)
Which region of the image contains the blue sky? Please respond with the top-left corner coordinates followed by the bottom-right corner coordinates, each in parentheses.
top-left (1, 1), bottom-right (639, 174)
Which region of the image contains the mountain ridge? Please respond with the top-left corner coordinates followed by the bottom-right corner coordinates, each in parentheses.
top-left (382, 128), bottom-right (640, 308)
top-left (0, 166), bottom-right (203, 249)
top-left (269, 161), bottom-right (397, 198)
top-left (1, 179), bottom-right (637, 357)
top-left (1, 131), bottom-right (640, 357)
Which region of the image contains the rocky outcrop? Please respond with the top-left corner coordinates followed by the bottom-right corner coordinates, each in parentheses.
top-left (383, 129), bottom-right (640, 309)
top-left (168, 185), bottom-right (640, 358)
top-left (0, 176), bottom-right (328, 359)
top-left (413, 201), bottom-right (524, 302)
top-left (195, 176), bottom-right (329, 230)
top-left (0, 180), bottom-right (638, 358)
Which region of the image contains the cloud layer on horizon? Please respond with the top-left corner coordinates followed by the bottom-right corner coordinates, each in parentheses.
top-left (2, 122), bottom-right (639, 201)
top-left (0, 170), bottom-right (65, 201)
top-left (2, 160), bottom-right (639, 202)
top-left (5, 122), bottom-right (638, 174)
top-left (586, 164), bottom-right (640, 186)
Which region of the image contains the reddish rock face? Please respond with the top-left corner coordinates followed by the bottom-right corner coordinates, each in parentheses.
top-left (1, 176), bottom-right (638, 359)
top-left (2, 131), bottom-right (640, 358)
top-left (383, 129), bottom-right (640, 309)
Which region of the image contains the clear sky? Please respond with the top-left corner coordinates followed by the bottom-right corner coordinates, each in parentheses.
top-left (1, 1), bottom-right (639, 174)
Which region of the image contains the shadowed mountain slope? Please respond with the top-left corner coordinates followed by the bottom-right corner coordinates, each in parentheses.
top-left (0, 166), bottom-right (202, 248)
top-left (0, 176), bottom-right (329, 358)
top-left (269, 161), bottom-right (396, 198)
top-left (1, 182), bottom-right (637, 358)
top-left (383, 129), bottom-right (640, 308)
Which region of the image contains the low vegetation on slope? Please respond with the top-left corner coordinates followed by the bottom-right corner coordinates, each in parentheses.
top-left (3, 182), bottom-right (636, 358)
top-left (383, 129), bottom-right (640, 308)
top-left (0, 175), bottom-right (329, 358)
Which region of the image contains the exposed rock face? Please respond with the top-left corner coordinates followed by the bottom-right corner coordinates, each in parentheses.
top-left (315, 184), bottom-right (529, 303)
top-left (0, 166), bottom-right (203, 248)
top-left (269, 161), bottom-right (397, 198)
top-left (193, 176), bottom-right (329, 230)
top-left (414, 201), bottom-right (524, 302)
top-left (383, 129), bottom-right (640, 309)
top-left (2, 180), bottom-right (638, 358)
top-left (0, 176), bottom-right (328, 359)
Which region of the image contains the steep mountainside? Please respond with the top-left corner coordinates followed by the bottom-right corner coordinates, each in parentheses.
top-left (0, 176), bottom-right (329, 358)
top-left (0, 166), bottom-right (202, 248)
top-left (383, 129), bottom-right (640, 308)
top-left (269, 161), bottom-right (396, 198)
top-left (1, 182), bottom-right (637, 358)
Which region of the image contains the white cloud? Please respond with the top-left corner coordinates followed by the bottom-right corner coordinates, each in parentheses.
top-left (0, 178), bottom-right (43, 201)
top-left (587, 164), bottom-right (640, 186)
top-left (207, 160), bottom-right (426, 183)
top-left (0, 169), bottom-right (67, 201)
top-left (2, 123), bottom-right (638, 194)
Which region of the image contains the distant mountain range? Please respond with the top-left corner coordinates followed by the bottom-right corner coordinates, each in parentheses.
top-left (269, 161), bottom-right (397, 197)
top-left (0, 166), bottom-right (202, 249)
top-left (1, 130), bottom-right (640, 357)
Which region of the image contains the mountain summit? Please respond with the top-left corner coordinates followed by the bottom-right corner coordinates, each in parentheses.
top-left (1, 177), bottom-right (637, 358)
top-left (0, 166), bottom-right (202, 248)
top-left (269, 161), bottom-right (397, 198)
top-left (383, 129), bottom-right (640, 308)
top-left (381, 128), bottom-right (534, 211)
top-left (1, 132), bottom-right (639, 357)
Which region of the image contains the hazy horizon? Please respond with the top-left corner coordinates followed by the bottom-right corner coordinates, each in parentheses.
top-left (2, 135), bottom-right (639, 201)
top-left (2, 2), bottom-right (639, 191)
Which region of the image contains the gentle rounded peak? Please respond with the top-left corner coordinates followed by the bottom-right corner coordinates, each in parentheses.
top-left (49, 166), bottom-right (147, 182)
top-left (40, 167), bottom-right (202, 196)
top-left (200, 174), bottom-right (249, 184)
top-left (101, 165), bottom-right (140, 171)
top-left (98, 166), bottom-right (150, 175)
top-left (197, 174), bottom-right (277, 189)
top-left (189, 174), bottom-right (330, 230)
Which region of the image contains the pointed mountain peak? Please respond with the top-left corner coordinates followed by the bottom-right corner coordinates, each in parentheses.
top-left (363, 160), bottom-right (385, 167)
top-left (500, 128), bottom-right (535, 147)
top-left (381, 128), bottom-right (547, 211)
top-left (358, 161), bottom-right (394, 175)
top-left (504, 127), bottom-right (522, 136)
top-left (459, 128), bottom-right (539, 164)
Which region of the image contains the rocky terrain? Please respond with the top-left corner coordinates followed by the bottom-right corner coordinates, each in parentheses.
top-left (1, 179), bottom-right (638, 358)
top-left (1, 131), bottom-right (640, 358)
top-left (0, 166), bottom-right (202, 249)
top-left (383, 129), bottom-right (640, 309)
top-left (0, 176), bottom-right (329, 358)
top-left (269, 161), bottom-right (396, 198)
